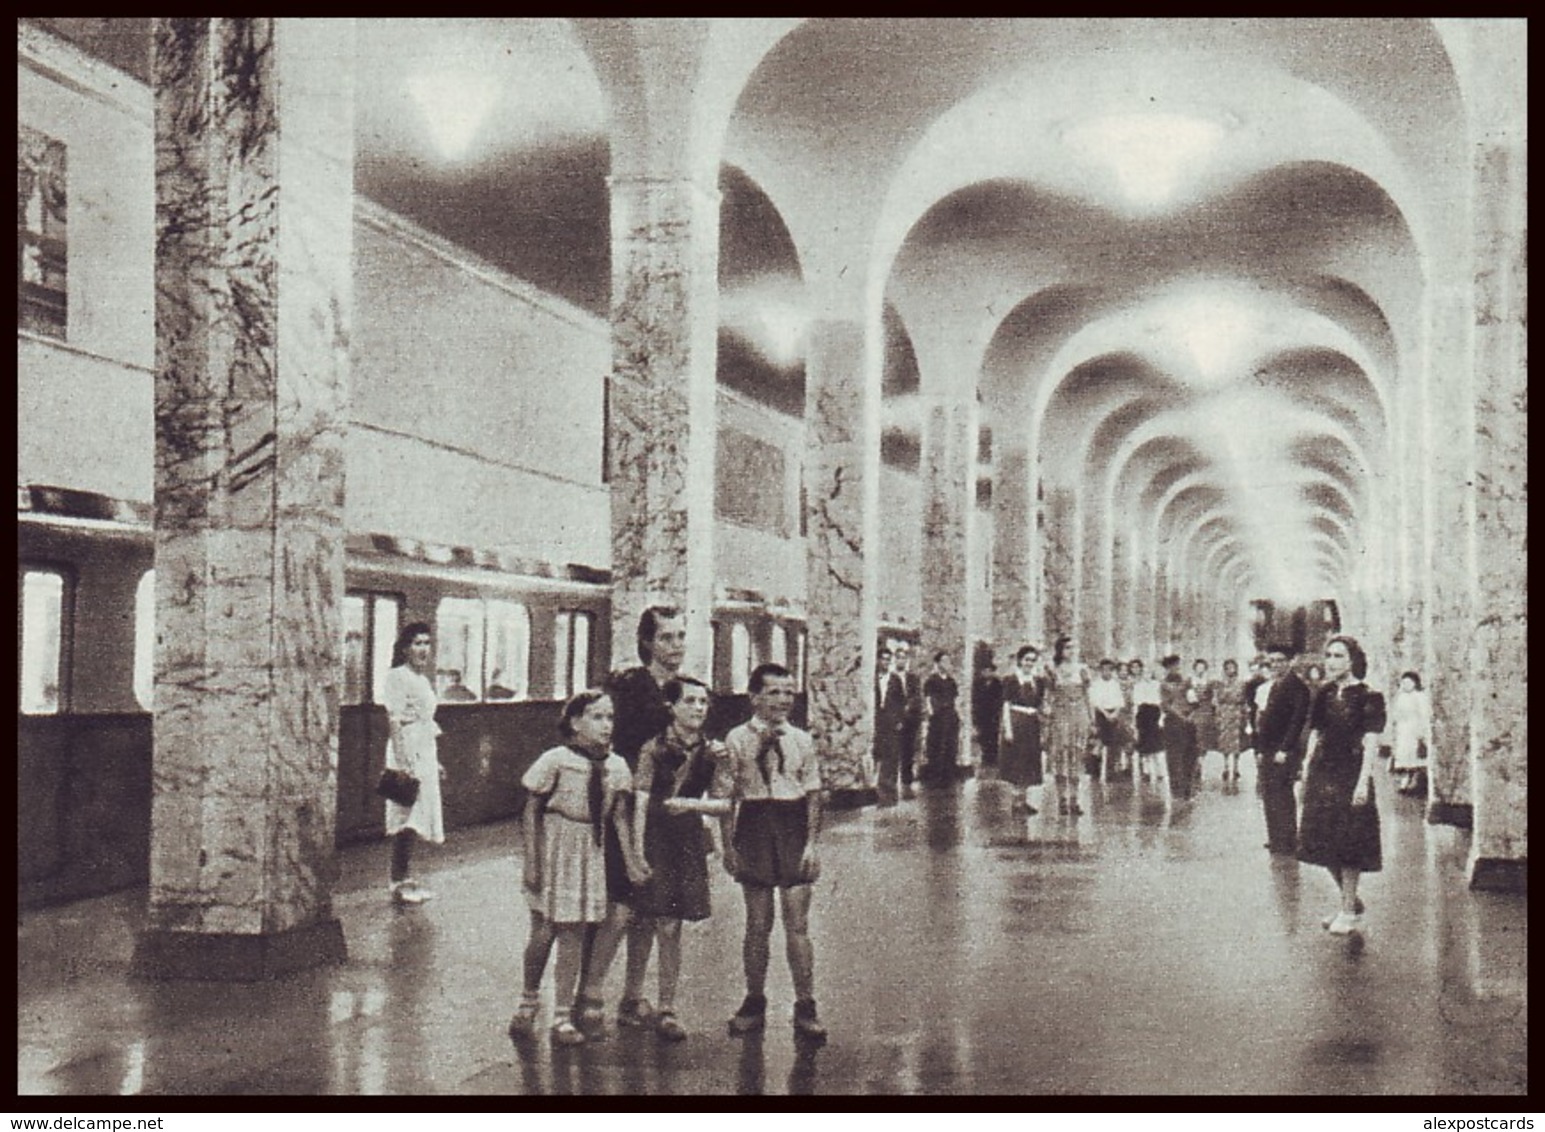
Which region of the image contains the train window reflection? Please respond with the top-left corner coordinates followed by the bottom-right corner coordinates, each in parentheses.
top-left (553, 610), bottom-right (593, 699)
top-left (435, 597), bottom-right (483, 702)
top-left (134, 571), bottom-right (155, 711)
top-left (372, 596), bottom-right (400, 704)
top-left (485, 601), bottom-right (530, 700)
top-left (730, 623), bottom-right (751, 694)
top-left (342, 595), bottom-right (368, 705)
top-left (769, 623), bottom-right (788, 669)
top-left (20, 569), bottom-right (65, 714)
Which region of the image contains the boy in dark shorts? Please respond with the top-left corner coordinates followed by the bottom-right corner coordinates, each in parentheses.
top-left (717, 663), bottom-right (826, 1042)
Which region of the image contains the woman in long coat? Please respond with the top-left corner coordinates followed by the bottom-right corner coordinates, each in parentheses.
top-left (922, 651), bottom-right (962, 785)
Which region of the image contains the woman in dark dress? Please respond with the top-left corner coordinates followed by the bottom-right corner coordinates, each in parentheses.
top-left (922, 650), bottom-right (961, 785)
top-left (1297, 635), bottom-right (1385, 936)
top-left (1000, 645), bottom-right (1047, 813)
top-left (1159, 655), bottom-right (1196, 800)
top-left (622, 675), bottom-right (728, 1039)
top-left (972, 655), bottom-right (1004, 768)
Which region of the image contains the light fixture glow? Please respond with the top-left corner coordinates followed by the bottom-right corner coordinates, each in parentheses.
top-left (408, 69), bottom-right (501, 162)
top-left (1062, 111), bottom-right (1228, 213)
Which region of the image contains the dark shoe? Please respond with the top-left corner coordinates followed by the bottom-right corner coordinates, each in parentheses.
top-left (617, 997), bottom-right (654, 1028)
top-left (654, 1010), bottom-right (688, 1042)
top-left (508, 1000), bottom-right (539, 1040)
top-left (573, 995), bottom-right (606, 1031)
top-left (793, 999), bottom-right (828, 1043)
top-left (728, 993), bottom-right (767, 1036)
top-left (1069, 804), bottom-right (1084, 816)
top-left (1058, 799), bottom-right (1070, 815)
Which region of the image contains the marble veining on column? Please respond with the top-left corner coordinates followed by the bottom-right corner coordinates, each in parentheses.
top-left (1468, 129), bottom-right (1527, 869)
top-left (921, 398), bottom-right (974, 762)
top-left (991, 447), bottom-right (1036, 648)
top-left (1109, 532), bottom-right (1130, 659)
top-left (1041, 487), bottom-right (1076, 646)
top-left (1422, 285), bottom-right (1476, 815)
top-left (607, 177), bottom-right (719, 673)
top-left (804, 320), bottom-right (878, 793)
top-left (150, 18), bottom-right (351, 940)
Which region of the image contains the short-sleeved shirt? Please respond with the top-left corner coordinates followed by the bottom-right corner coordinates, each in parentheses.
top-left (716, 717), bottom-right (821, 802)
top-left (522, 745), bottom-right (633, 824)
top-left (1088, 676), bottom-right (1125, 715)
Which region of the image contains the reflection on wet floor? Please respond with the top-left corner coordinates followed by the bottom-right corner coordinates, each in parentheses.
top-left (17, 756), bottom-right (1528, 1096)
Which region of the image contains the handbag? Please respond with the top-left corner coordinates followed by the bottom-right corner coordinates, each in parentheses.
top-left (377, 767), bottom-right (420, 807)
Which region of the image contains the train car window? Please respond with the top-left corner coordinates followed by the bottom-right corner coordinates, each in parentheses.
top-left (435, 597), bottom-right (484, 702)
top-left (730, 622), bottom-right (751, 694)
top-left (485, 601), bottom-right (531, 701)
top-left (552, 610), bottom-right (594, 699)
top-left (342, 595), bottom-right (369, 705)
top-left (769, 623), bottom-right (788, 669)
top-left (134, 571), bottom-right (156, 711)
top-left (553, 612), bottom-right (573, 699)
top-left (371, 596), bottom-right (400, 704)
top-left (571, 611), bottom-right (594, 695)
top-left (19, 569), bottom-right (67, 714)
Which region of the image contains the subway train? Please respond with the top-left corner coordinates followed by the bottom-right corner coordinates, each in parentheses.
top-left (17, 22), bottom-right (933, 908)
top-left (18, 495), bottom-right (824, 908)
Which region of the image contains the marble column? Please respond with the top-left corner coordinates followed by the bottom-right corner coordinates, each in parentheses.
top-left (804, 318), bottom-right (880, 802)
top-left (1423, 282), bottom-right (1476, 828)
top-left (1154, 563), bottom-right (1172, 655)
top-left (991, 444), bottom-right (1037, 649)
top-left (921, 394), bottom-right (976, 764)
top-left (1466, 39), bottom-right (1527, 890)
top-left (1041, 487), bottom-right (1077, 647)
top-left (1109, 531), bottom-right (1131, 659)
top-left (135, 19), bottom-right (353, 979)
top-left (1078, 496), bottom-right (1106, 660)
top-left (607, 176), bottom-right (719, 675)
top-left (1132, 548), bottom-right (1156, 661)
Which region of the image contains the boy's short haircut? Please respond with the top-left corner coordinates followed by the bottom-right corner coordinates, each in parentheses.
top-left (749, 662), bottom-right (794, 694)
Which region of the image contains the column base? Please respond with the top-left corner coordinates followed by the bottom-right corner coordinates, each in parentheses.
top-left (132, 917), bottom-right (347, 981)
top-left (826, 787), bottom-right (879, 810)
top-left (1469, 857), bottom-right (1527, 894)
top-left (1427, 801), bottom-right (1475, 829)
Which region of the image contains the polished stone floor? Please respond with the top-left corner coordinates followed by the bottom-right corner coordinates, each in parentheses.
top-left (17, 755), bottom-right (1527, 1096)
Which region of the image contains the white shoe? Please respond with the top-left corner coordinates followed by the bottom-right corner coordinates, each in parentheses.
top-left (391, 881), bottom-right (427, 905)
top-left (1326, 911), bottom-right (1359, 935)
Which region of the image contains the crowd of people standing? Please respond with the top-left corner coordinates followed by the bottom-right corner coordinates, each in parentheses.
top-left (376, 609), bottom-right (1422, 1048)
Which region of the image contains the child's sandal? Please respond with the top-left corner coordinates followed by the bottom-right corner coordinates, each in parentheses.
top-left (654, 1010), bottom-right (687, 1041)
top-left (507, 1000), bottom-right (539, 1040)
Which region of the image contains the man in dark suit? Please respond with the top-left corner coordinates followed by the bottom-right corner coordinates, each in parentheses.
top-left (1255, 645), bottom-right (1312, 854)
top-left (873, 646), bottom-right (906, 804)
top-left (892, 642), bottom-right (925, 799)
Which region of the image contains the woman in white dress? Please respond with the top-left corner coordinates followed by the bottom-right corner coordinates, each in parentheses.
top-left (1389, 670), bottom-right (1432, 796)
top-left (383, 621), bottom-right (445, 904)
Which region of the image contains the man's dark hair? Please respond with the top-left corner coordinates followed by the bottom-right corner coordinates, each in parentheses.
top-left (662, 674), bottom-right (710, 705)
top-left (637, 605), bottom-right (681, 664)
top-left (749, 662), bottom-right (793, 694)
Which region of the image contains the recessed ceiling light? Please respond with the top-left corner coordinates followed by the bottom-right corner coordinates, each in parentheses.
top-left (1061, 110), bottom-right (1233, 213)
top-left (407, 68), bottom-right (501, 163)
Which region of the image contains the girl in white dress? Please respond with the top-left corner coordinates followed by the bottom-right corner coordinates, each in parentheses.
top-left (1389, 670), bottom-right (1432, 795)
top-left (509, 691), bottom-right (650, 1046)
top-left (383, 622), bottom-right (445, 905)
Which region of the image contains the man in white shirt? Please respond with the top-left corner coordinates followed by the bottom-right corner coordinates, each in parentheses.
top-left (1087, 658), bottom-right (1127, 781)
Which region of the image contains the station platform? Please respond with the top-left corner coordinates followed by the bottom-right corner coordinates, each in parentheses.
top-left (18, 757), bottom-right (1527, 1096)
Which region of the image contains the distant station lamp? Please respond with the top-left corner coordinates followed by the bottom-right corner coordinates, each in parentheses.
top-left (1061, 110), bottom-right (1228, 215)
top-left (408, 68), bottom-right (500, 163)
